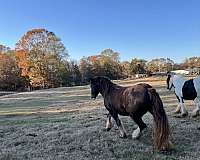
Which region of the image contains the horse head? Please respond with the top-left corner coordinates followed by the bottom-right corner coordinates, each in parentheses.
top-left (166, 72), bottom-right (174, 90)
top-left (90, 77), bottom-right (101, 99)
top-left (90, 76), bottom-right (112, 99)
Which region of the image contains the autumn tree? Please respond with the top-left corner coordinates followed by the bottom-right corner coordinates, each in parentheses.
top-left (146, 58), bottom-right (174, 73)
top-left (0, 47), bottom-right (25, 91)
top-left (79, 49), bottom-right (123, 81)
top-left (181, 57), bottom-right (200, 69)
top-left (100, 49), bottom-right (122, 79)
top-left (120, 61), bottom-right (131, 78)
top-left (0, 44), bottom-right (10, 53)
top-left (15, 28), bottom-right (68, 88)
top-left (79, 56), bottom-right (93, 83)
top-left (130, 58), bottom-right (147, 75)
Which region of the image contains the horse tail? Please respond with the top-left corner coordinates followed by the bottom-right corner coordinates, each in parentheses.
top-left (148, 88), bottom-right (171, 150)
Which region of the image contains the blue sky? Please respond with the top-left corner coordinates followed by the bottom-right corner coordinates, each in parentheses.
top-left (0, 0), bottom-right (200, 63)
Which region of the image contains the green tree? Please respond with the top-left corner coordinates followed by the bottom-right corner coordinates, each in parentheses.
top-left (79, 57), bottom-right (93, 83)
top-left (69, 61), bottom-right (82, 85)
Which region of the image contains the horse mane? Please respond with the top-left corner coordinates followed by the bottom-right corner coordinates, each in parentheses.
top-left (95, 76), bottom-right (120, 95)
top-left (99, 76), bottom-right (117, 87)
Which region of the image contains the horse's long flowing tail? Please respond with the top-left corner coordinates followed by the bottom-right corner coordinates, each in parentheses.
top-left (148, 88), bottom-right (171, 150)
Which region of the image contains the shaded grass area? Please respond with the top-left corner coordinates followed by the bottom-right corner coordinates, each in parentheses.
top-left (0, 77), bottom-right (200, 160)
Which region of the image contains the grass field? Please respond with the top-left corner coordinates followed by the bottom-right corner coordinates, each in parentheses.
top-left (0, 77), bottom-right (200, 160)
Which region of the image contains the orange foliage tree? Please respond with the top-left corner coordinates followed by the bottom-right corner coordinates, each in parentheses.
top-left (79, 49), bottom-right (123, 81)
top-left (0, 49), bottom-right (22, 90)
top-left (15, 28), bottom-right (68, 88)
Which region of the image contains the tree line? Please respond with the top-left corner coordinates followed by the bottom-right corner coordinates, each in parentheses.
top-left (0, 28), bottom-right (200, 91)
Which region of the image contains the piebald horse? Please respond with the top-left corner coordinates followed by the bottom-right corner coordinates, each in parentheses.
top-left (167, 73), bottom-right (200, 117)
top-left (90, 76), bottom-right (171, 150)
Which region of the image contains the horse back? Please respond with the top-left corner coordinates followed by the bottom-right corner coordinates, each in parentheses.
top-left (121, 84), bottom-right (151, 116)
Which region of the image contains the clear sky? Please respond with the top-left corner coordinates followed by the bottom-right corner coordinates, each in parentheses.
top-left (0, 0), bottom-right (199, 63)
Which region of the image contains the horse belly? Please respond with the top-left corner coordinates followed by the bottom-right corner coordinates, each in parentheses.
top-left (182, 79), bottom-right (197, 100)
top-left (117, 108), bottom-right (130, 116)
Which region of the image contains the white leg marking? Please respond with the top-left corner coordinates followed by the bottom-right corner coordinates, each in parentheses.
top-left (132, 127), bottom-right (141, 139)
top-left (192, 98), bottom-right (200, 117)
top-left (119, 123), bottom-right (126, 138)
top-left (106, 117), bottom-right (112, 130)
top-left (174, 103), bottom-right (181, 114)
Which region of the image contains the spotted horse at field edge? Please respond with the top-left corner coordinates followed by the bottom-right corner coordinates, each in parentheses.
top-left (90, 76), bottom-right (172, 151)
top-left (167, 72), bottom-right (200, 117)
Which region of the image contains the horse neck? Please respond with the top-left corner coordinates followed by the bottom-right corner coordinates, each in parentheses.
top-left (99, 81), bottom-right (116, 98)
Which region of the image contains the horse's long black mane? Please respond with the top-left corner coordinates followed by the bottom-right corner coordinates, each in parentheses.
top-left (96, 76), bottom-right (123, 95)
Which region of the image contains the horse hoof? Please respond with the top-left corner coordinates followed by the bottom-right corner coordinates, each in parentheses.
top-left (132, 134), bottom-right (141, 139)
top-left (192, 114), bottom-right (198, 118)
top-left (181, 112), bottom-right (188, 117)
top-left (192, 112), bottom-right (200, 118)
top-left (173, 110), bottom-right (181, 114)
top-left (174, 112), bottom-right (188, 118)
top-left (120, 133), bottom-right (127, 139)
top-left (106, 127), bottom-right (111, 131)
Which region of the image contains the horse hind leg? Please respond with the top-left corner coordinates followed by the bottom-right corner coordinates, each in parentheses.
top-left (180, 102), bottom-right (188, 117)
top-left (106, 113), bottom-right (112, 131)
top-left (192, 98), bottom-right (200, 117)
top-left (131, 116), bottom-right (147, 139)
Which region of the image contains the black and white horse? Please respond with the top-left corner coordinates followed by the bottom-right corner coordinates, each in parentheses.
top-left (167, 73), bottom-right (200, 117)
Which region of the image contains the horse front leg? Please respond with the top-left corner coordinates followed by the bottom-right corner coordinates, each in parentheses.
top-left (192, 98), bottom-right (200, 117)
top-left (173, 95), bottom-right (181, 114)
top-left (110, 111), bottom-right (127, 138)
top-left (176, 96), bottom-right (188, 117)
top-left (106, 113), bottom-right (112, 131)
top-left (173, 103), bottom-right (181, 114)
